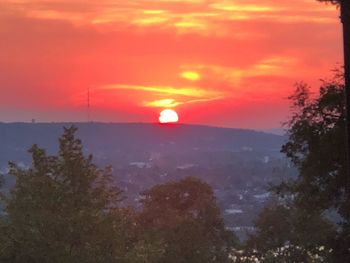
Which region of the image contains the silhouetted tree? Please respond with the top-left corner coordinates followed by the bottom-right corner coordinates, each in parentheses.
top-left (317, 0), bottom-right (350, 196)
top-left (276, 73), bottom-right (350, 261)
top-left (0, 127), bottom-right (133, 263)
top-left (246, 202), bottom-right (335, 262)
top-left (138, 177), bottom-right (238, 263)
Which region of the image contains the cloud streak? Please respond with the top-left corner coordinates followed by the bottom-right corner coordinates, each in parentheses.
top-left (100, 84), bottom-right (225, 108)
top-left (101, 84), bottom-right (223, 98)
top-left (1, 0), bottom-right (338, 35)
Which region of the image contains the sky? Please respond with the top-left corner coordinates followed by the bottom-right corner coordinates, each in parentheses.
top-left (0, 0), bottom-right (343, 129)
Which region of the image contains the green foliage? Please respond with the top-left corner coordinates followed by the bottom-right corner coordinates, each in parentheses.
top-left (246, 202), bottom-right (335, 257)
top-left (138, 177), bottom-right (239, 263)
top-left (278, 76), bottom-right (348, 217)
top-left (0, 126), bottom-right (131, 263)
top-left (0, 127), bottom-right (237, 263)
top-left (271, 73), bottom-right (350, 261)
top-left (240, 73), bottom-right (348, 262)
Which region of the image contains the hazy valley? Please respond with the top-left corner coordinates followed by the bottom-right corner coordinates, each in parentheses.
top-left (0, 122), bottom-right (295, 239)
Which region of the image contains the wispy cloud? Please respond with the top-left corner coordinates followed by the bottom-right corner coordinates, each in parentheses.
top-left (144, 96), bottom-right (223, 108)
top-left (101, 84), bottom-right (222, 98)
top-left (180, 55), bottom-right (299, 86)
top-left (145, 98), bottom-right (182, 108)
top-left (1, 0), bottom-right (338, 35)
top-left (100, 83), bottom-right (225, 108)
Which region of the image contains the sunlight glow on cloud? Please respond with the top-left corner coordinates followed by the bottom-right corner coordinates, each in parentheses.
top-left (100, 83), bottom-right (225, 109)
top-left (181, 56), bottom-right (299, 87)
top-left (210, 2), bottom-right (281, 12)
top-left (1, 0), bottom-right (338, 35)
top-left (181, 71), bottom-right (201, 81)
top-left (144, 96), bottom-right (223, 108)
top-left (101, 84), bottom-right (222, 98)
top-left (145, 98), bottom-right (181, 108)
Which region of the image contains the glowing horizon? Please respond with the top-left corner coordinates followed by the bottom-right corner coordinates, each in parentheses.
top-left (0, 0), bottom-right (342, 128)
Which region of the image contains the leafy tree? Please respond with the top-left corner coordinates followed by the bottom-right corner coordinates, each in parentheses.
top-left (274, 73), bottom-right (350, 261)
top-left (245, 202), bottom-right (335, 262)
top-left (0, 126), bottom-right (132, 263)
top-left (138, 177), bottom-right (238, 263)
top-left (317, 0), bottom-right (350, 210)
top-left (316, 0), bottom-right (350, 114)
top-left (280, 77), bottom-right (347, 213)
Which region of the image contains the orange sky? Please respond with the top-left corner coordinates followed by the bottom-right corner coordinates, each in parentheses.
top-left (0, 0), bottom-right (343, 129)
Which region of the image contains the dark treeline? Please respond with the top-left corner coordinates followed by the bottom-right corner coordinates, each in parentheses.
top-left (0, 126), bottom-right (238, 263)
top-left (238, 71), bottom-right (350, 262)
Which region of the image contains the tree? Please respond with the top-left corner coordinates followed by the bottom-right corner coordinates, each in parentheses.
top-left (245, 202), bottom-right (335, 262)
top-left (281, 77), bottom-right (347, 213)
top-left (138, 177), bottom-right (239, 263)
top-left (277, 74), bottom-right (350, 261)
top-left (0, 126), bottom-right (132, 263)
top-left (317, 0), bottom-right (350, 200)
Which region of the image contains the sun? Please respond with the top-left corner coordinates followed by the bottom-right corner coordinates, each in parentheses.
top-left (159, 109), bottom-right (179, 124)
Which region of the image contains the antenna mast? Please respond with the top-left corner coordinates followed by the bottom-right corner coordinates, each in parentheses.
top-left (87, 86), bottom-right (91, 123)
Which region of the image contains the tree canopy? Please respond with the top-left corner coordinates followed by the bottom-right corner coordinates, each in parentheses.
top-left (138, 177), bottom-right (238, 263)
top-left (0, 127), bottom-right (132, 263)
top-left (279, 75), bottom-right (348, 217)
top-left (0, 127), bottom-right (238, 263)
top-left (272, 73), bottom-right (350, 261)
top-left (246, 202), bottom-right (335, 262)
top-left (237, 73), bottom-right (347, 262)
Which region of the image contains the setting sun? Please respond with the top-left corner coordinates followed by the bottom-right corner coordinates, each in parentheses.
top-left (159, 109), bottom-right (179, 124)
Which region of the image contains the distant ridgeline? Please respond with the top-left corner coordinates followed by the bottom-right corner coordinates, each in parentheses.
top-left (0, 122), bottom-right (294, 240)
top-left (0, 122), bottom-right (284, 162)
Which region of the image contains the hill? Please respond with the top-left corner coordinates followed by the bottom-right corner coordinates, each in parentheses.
top-left (0, 122), bottom-right (293, 240)
top-left (0, 122), bottom-right (284, 161)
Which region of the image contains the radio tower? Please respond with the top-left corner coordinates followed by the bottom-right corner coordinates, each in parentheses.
top-left (87, 86), bottom-right (91, 123)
